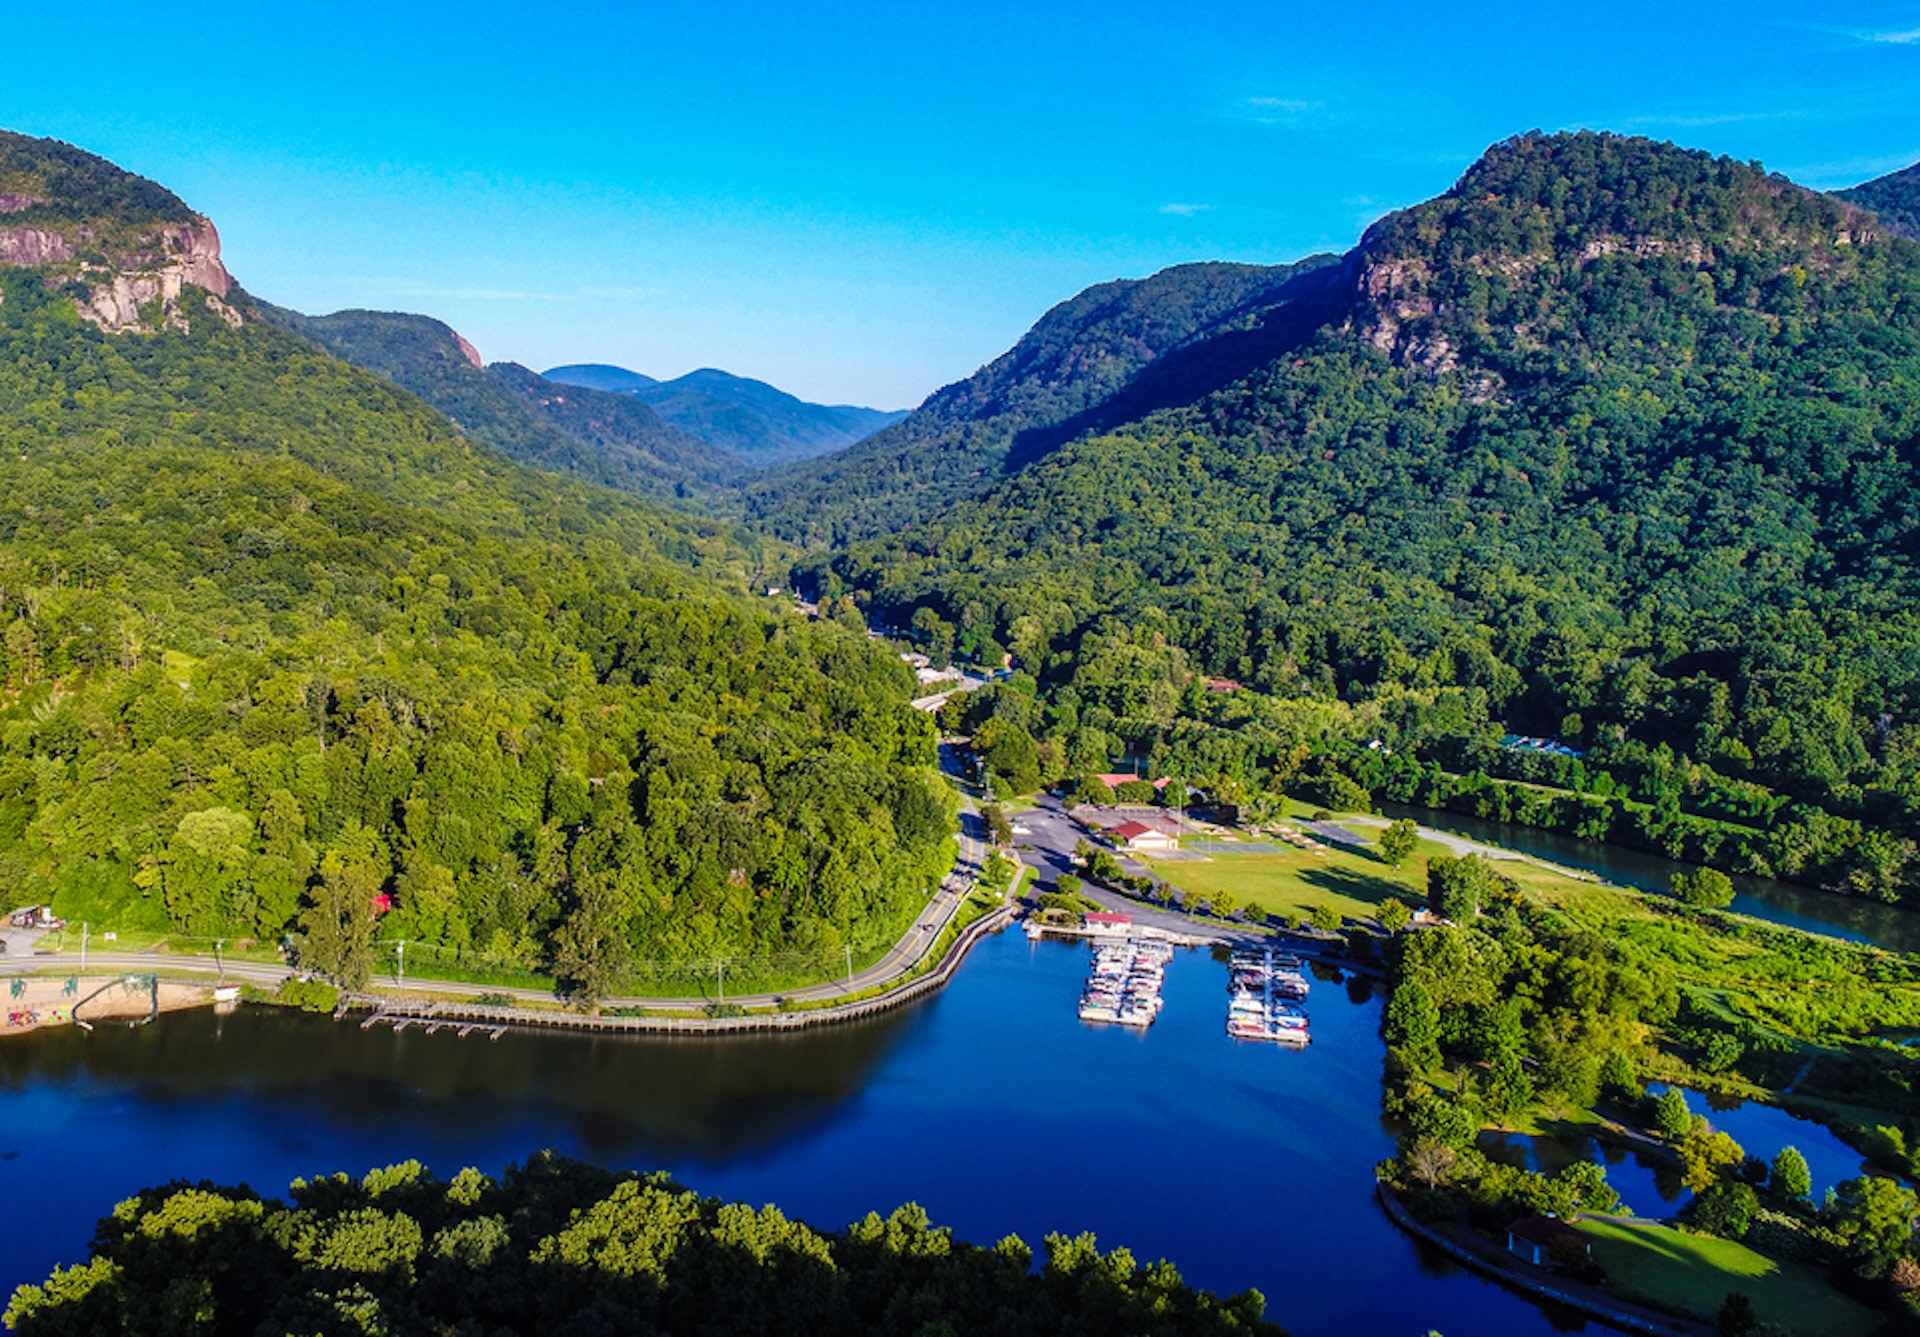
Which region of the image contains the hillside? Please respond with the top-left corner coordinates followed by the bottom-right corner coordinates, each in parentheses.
top-left (743, 257), bottom-right (1341, 544)
top-left (0, 130), bottom-right (951, 996)
top-left (546, 363), bottom-right (907, 468)
top-left (1839, 159), bottom-right (1920, 240)
top-left (807, 132), bottom-right (1920, 900)
top-left (258, 306), bottom-right (745, 502)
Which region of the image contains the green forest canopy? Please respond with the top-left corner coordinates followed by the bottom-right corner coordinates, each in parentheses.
top-left (805, 132), bottom-right (1920, 903)
top-left (2, 1155), bottom-right (1283, 1337)
top-left (0, 267), bottom-right (951, 994)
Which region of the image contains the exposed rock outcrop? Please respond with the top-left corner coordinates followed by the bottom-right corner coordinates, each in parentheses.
top-left (0, 215), bottom-right (235, 332)
top-left (452, 330), bottom-right (483, 369)
top-left (0, 227), bottom-right (73, 266)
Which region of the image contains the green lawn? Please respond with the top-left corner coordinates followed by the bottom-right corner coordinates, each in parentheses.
top-left (1575, 1218), bottom-right (1880, 1337)
top-left (1140, 832), bottom-right (1446, 925)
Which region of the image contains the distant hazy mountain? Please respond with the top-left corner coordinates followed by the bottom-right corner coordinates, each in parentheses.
top-left (542, 363), bottom-right (660, 394)
top-left (741, 257), bottom-right (1341, 544)
top-left (1838, 159), bottom-right (1920, 240)
top-left (255, 308), bottom-right (743, 501)
top-left (544, 364), bottom-right (908, 469)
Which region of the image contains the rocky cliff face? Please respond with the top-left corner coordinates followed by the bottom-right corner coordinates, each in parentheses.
top-left (0, 214), bottom-right (236, 332)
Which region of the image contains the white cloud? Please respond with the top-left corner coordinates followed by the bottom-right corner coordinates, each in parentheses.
top-left (1247, 95), bottom-right (1315, 112)
top-left (1623, 109), bottom-right (1805, 129)
top-left (386, 283), bottom-right (563, 302)
top-left (1858, 25), bottom-right (1920, 42)
top-left (1158, 202), bottom-right (1210, 217)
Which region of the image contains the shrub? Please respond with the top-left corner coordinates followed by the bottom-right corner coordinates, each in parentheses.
top-left (277, 978), bottom-right (340, 1013)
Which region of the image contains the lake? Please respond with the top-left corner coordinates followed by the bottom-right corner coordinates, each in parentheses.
top-left (0, 929), bottom-right (1585, 1337)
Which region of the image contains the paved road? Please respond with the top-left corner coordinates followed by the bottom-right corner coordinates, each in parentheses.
top-left (1010, 796), bottom-right (1258, 945)
top-left (2, 746), bottom-right (991, 1011)
top-left (910, 670), bottom-right (988, 713)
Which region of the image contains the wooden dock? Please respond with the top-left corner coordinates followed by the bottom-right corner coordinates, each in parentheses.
top-left (339, 905), bottom-right (1016, 1039)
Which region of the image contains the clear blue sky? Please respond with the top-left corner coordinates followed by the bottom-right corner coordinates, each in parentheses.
top-left (4, 1), bottom-right (1917, 407)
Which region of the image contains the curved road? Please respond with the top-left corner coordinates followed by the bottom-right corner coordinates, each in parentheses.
top-left (1, 786), bottom-right (988, 1013)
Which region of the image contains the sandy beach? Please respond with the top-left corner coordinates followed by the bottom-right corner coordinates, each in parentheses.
top-left (3, 975), bottom-right (219, 1035)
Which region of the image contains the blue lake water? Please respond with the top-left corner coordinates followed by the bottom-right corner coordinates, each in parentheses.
top-left (1482, 1082), bottom-right (1870, 1219)
top-left (0, 929), bottom-right (1587, 1336)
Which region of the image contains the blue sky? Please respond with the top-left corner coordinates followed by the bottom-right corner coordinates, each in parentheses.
top-left (4, 1), bottom-right (1918, 406)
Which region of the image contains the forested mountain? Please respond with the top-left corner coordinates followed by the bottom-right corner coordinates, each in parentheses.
top-left (742, 258), bottom-right (1342, 544)
top-left (546, 363), bottom-right (907, 468)
top-left (807, 132), bottom-right (1920, 901)
top-left (257, 305), bottom-right (745, 502)
top-left (0, 130), bottom-right (952, 995)
top-left (1840, 159), bottom-right (1920, 241)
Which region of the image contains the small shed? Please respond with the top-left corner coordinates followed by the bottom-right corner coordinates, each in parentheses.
top-left (1505, 1216), bottom-right (1589, 1267)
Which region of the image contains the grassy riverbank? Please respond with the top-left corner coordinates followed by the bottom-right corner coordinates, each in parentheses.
top-left (1575, 1218), bottom-right (1880, 1337)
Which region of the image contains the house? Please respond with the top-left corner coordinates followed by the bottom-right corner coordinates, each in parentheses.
top-left (1110, 820), bottom-right (1179, 854)
top-left (1083, 911), bottom-right (1132, 932)
top-left (1505, 1216), bottom-right (1590, 1267)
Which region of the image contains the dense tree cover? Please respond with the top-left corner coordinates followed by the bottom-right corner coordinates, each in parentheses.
top-left (1378, 872), bottom-right (1920, 1319)
top-left (255, 305), bottom-right (745, 504)
top-left (805, 132), bottom-right (1920, 902)
top-left (1840, 159), bottom-right (1920, 242)
top-left (744, 259), bottom-right (1339, 544)
top-left (0, 265), bottom-right (951, 993)
top-left (0, 130), bottom-right (190, 231)
top-left (2, 1155), bottom-right (1283, 1337)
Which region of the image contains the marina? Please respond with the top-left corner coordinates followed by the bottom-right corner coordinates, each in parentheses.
top-left (1225, 946), bottom-right (1311, 1045)
top-left (1077, 937), bottom-right (1173, 1027)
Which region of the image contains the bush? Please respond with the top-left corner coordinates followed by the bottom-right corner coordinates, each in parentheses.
top-left (277, 977), bottom-right (340, 1013)
top-left (1690, 1182), bottom-right (1760, 1239)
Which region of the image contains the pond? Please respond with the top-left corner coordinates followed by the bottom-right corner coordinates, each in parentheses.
top-left (0, 929), bottom-right (1589, 1336)
top-left (1481, 1082), bottom-right (1871, 1217)
top-left (1379, 803), bottom-right (1920, 953)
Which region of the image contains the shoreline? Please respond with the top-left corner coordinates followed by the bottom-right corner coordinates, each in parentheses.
top-left (4, 974), bottom-right (217, 1036)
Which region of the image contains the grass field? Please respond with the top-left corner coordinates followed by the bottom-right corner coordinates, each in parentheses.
top-left (1139, 827), bottom-right (1451, 925)
top-left (1575, 1217), bottom-right (1879, 1337)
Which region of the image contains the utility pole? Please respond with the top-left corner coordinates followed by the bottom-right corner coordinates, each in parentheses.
top-left (845, 944), bottom-right (854, 987)
top-left (80, 922), bottom-right (88, 974)
top-left (214, 938), bottom-right (223, 983)
top-left (397, 941), bottom-right (405, 986)
top-left (717, 957), bottom-right (725, 1004)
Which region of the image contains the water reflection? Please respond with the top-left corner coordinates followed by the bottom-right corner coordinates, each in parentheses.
top-left (0, 933), bottom-right (1594, 1337)
top-left (1381, 803), bottom-right (1920, 952)
top-left (1480, 1084), bottom-right (1870, 1219)
top-left (0, 1003), bottom-right (916, 1162)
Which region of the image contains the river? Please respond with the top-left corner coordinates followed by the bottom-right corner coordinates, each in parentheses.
top-left (1379, 803), bottom-right (1920, 953)
top-left (0, 929), bottom-right (1583, 1337)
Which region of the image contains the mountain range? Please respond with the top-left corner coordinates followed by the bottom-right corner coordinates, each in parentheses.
top-left (0, 127), bottom-right (950, 992)
top-left (794, 133), bottom-right (1920, 899)
top-left (545, 364), bottom-right (906, 469)
top-left (7, 121), bottom-right (1920, 914)
top-left (253, 304), bottom-right (745, 501)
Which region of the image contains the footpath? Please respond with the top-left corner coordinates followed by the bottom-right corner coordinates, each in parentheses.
top-left (1374, 1183), bottom-right (1711, 1337)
